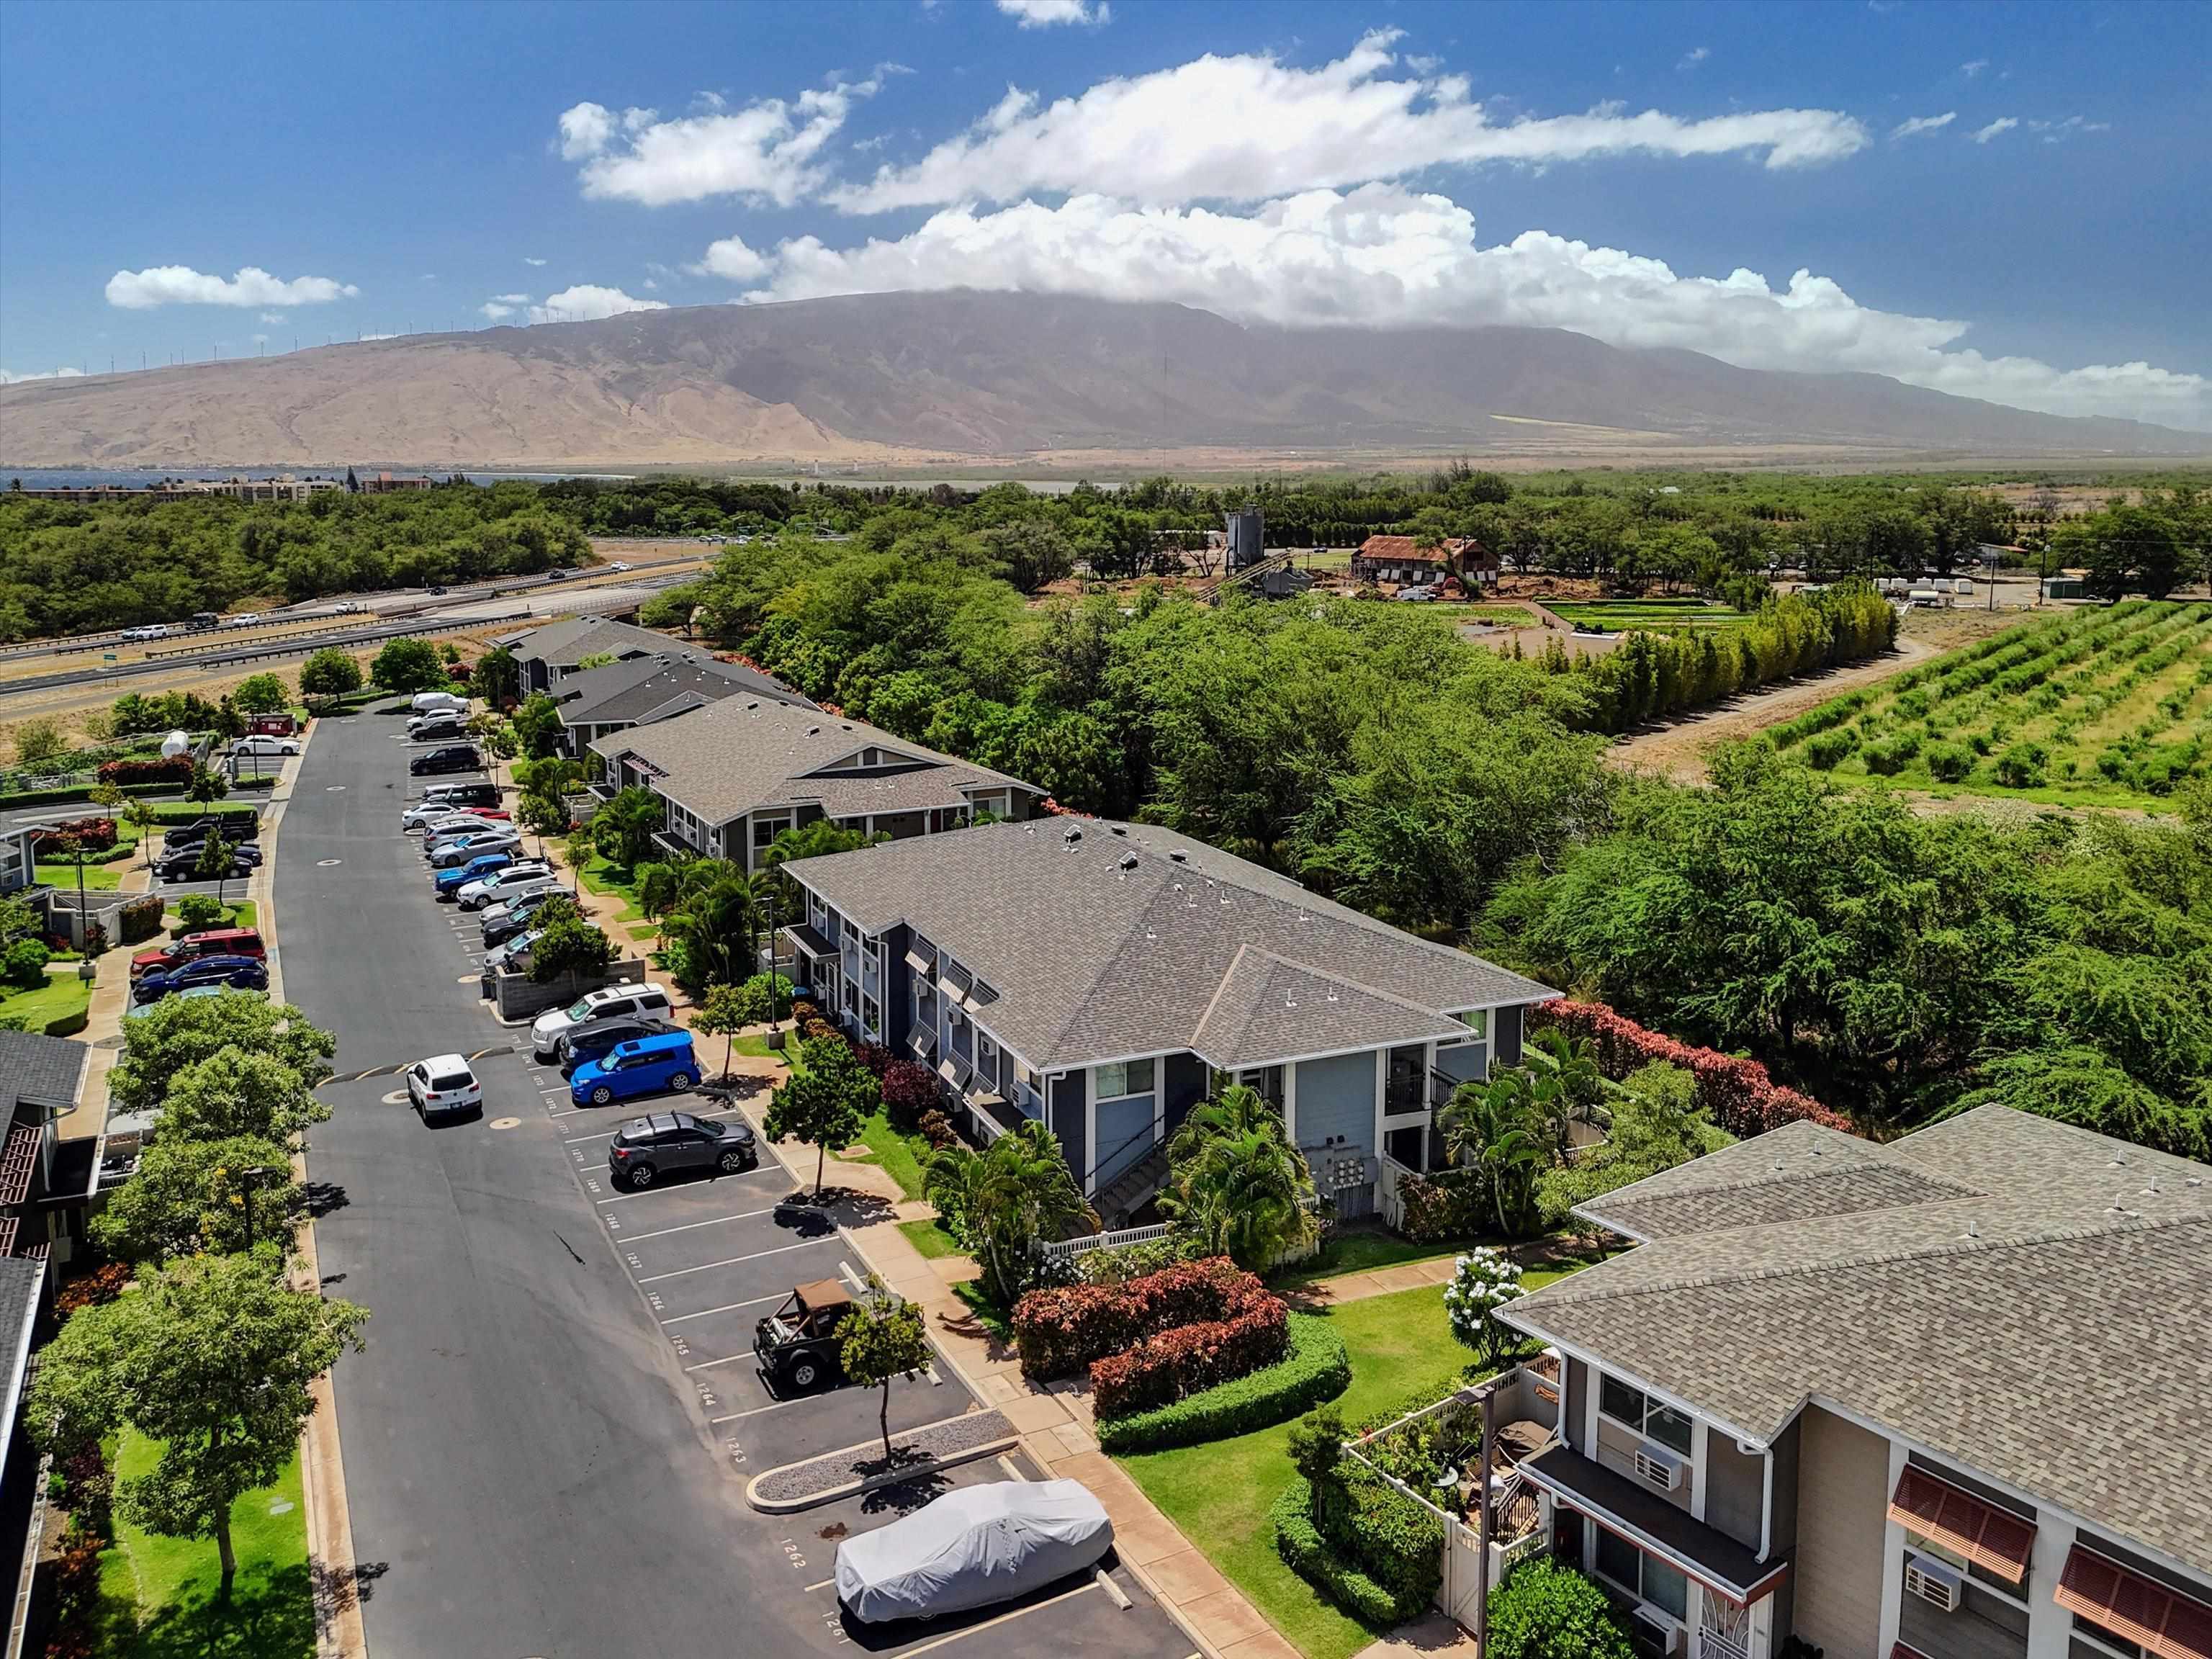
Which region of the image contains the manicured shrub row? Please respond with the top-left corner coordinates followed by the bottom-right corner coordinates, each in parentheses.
top-left (1095, 1312), bottom-right (1348, 1452)
top-left (1537, 999), bottom-right (1854, 1138)
top-left (27, 817), bottom-right (117, 855)
top-left (116, 894), bottom-right (166, 945)
top-left (1273, 1479), bottom-right (1402, 1627)
top-left (1392, 1167), bottom-right (1491, 1244)
top-left (1090, 1292), bottom-right (1288, 1419)
top-left (96, 756), bottom-right (192, 786)
top-left (1012, 1256), bottom-right (1271, 1380)
top-left (1273, 1467), bottom-right (1446, 1625)
top-left (1485, 1557), bottom-right (1637, 1659)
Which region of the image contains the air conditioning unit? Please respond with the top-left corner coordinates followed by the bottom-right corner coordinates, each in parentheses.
top-left (1634, 1445), bottom-right (1685, 1492)
top-left (1632, 1605), bottom-right (1685, 1656)
top-left (1905, 1553), bottom-right (1963, 1612)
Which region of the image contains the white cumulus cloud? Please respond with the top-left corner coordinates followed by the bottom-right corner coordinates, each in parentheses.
top-left (1677, 45), bottom-right (1709, 70)
top-left (1889, 112), bottom-right (1955, 140)
top-left (831, 32), bottom-right (1868, 213)
top-left (480, 293), bottom-right (536, 320)
top-left (558, 77), bottom-right (881, 207)
top-left (0, 366), bottom-right (86, 385)
top-left (691, 233), bottom-right (770, 282)
top-left (526, 284), bottom-right (667, 324)
top-left (730, 185), bottom-right (2208, 427)
top-left (997, 0), bottom-right (1110, 27)
top-left (1972, 117), bottom-right (2018, 143)
top-left (104, 265), bottom-right (359, 310)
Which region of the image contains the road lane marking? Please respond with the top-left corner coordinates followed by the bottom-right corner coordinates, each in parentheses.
top-left (633, 1233), bottom-right (817, 1275)
top-left (659, 1290), bottom-right (786, 1326)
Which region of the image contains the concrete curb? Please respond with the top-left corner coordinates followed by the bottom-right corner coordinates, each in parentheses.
top-left (743, 1421), bottom-right (1019, 1515)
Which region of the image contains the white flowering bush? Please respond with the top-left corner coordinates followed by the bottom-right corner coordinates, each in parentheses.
top-left (1442, 1248), bottom-right (1526, 1367)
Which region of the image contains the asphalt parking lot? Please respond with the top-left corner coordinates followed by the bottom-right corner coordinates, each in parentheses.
top-left (283, 704), bottom-right (1196, 1659)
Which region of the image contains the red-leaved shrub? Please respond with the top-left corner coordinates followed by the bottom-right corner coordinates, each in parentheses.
top-left (95, 756), bottom-right (192, 787)
top-left (28, 817), bottom-right (117, 855)
top-left (1012, 1256), bottom-right (1283, 1386)
top-left (880, 1060), bottom-right (938, 1131)
top-left (1535, 1000), bottom-right (1854, 1138)
top-left (1089, 1291), bottom-right (1289, 1418)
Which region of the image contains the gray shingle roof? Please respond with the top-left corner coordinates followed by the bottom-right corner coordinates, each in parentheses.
top-left (0, 1029), bottom-right (89, 1114)
top-left (554, 651), bottom-right (809, 727)
top-left (1505, 1105), bottom-right (2212, 1576)
top-left (0, 1254), bottom-right (45, 1442)
top-left (505, 616), bottom-right (679, 667)
top-left (788, 819), bottom-right (1557, 1074)
top-left (588, 700), bottom-right (1034, 830)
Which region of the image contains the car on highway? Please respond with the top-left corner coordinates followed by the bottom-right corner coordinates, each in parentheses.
top-left (531, 983), bottom-right (675, 1061)
top-left (232, 612), bottom-right (262, 626)
top-left (428, 829), bottom-right (520, 869)
top-left (228, 734), bottom-right (300, 760)
top-left (751, 1281), bottom-right (853, 1393)
top-left (481, 889), bottom-right (562, 947)
top-left (433, 850), bottom-right (518, 899)
top-left (155, 842), bottom-right (259, 881)
top-left (134, 953), bottom-right (269, 1003)
top-left (454, 867), bottom-right (554, 911)
top-left (555, 1014), bottom-right (680, 1073)
top-left (130, 926), bottom-right (265, 979)
top-left (427, 583), bottom-right (449, 595)
top-left (409, 743), bottom-right (481, 777)
top-left (568, 1031), bottom-right (703, 1107)
top-left (607, 560), bottom-right (631, 572)
top-left (119, 624), bottom-right (173, 642)
top-left (604, 1107), bottom-right (755, 1185)
top-left (406, 1054), bottom-right (482, 1122)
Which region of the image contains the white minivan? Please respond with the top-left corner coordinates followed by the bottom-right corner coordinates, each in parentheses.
top-left (531, 984), bottom-right (675, 1061)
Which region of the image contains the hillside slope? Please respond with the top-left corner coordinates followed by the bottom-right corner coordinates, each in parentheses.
top-left (3, 291), bottom-right (2202, 467)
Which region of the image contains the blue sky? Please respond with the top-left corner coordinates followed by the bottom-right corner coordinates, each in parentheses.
top-left (3, 0), bottom-right (2207, 426)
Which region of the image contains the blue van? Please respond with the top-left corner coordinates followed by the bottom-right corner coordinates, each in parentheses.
top-left (569, 1031), bottom-right (701, 1107)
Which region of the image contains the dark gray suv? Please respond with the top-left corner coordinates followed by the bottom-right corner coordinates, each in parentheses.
top-left (607, 1112), bottom-right (757, 1189)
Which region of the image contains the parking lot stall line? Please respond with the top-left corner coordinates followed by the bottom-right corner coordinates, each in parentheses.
top-left (619, 1211), bottom-right (828, 1246)
top-left (630, 1233), bottom-right (798, 1280)
top-left (660, 1291), bottom-right (790, 1327)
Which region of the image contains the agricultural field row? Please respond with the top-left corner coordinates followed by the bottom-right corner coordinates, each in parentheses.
top-left (1549, 598), bottom-right (1745, 631)
top-left (1768, 600), bottom-right (2212, 805)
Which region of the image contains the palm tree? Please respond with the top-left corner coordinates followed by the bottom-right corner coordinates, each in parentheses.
top-left (1528, 1027), bottom-right (1604, 1164)
top-left (926, 1121), bottom-right (1087, 1306)
top-left (661, 865), bottom-right (763, 988)
top-left (1439, 1071), bottom-right (1547, 1238)
top-left (1160, 1084), bottom-right (1316, 1269)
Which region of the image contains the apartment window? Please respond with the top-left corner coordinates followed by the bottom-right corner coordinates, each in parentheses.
top-left (1459, 1008), bottom-right (1491, 1038)
top-left (861, 996), bottom-right (880, 1036)
top-left (1908, 1530), bottom-right (2028, 1596)
top-left (1017, 1062), bottom-right (1042, 1097)
top-left (1594, 1527), bottom-right (1689, 1622)
top-left (1096, 1058), bottom-right (1156, 1100)
top-left (1599, 1376), bottom-right (1694, 1456)
top-left (1236, 1066), bottom-right (1284, 1107)
top-left (752, 811), bottom-right (789, 850)
top-left (863, 935), bottom-right (882, 971)
top-left (977, 1033), bottom-right (998, 1074)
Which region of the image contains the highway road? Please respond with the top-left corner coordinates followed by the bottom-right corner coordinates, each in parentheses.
top-left (276, 708), bottom-right (1189, 1659)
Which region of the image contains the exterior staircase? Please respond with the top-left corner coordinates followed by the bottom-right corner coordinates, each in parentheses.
top-left (1094, 1143), bottom-right (1172, 1228)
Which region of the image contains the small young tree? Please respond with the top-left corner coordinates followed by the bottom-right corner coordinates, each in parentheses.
top-left (193, 829), bottom-right (235, 904)
top-left (186, 763), bottom-right (230, 806)
top-left (1442, 1247), bottom-right (1527, 1370)
top-left (90, 1133), bottom-right (301, 1263)
top-left (836, 1275), bottom-right (933, 1459)
top-left (122, 796), bottom-right (158, 863)
top-left (10, 717), bottom-right (67, 768)
top-left (693, 981), bottom-right (750, 1083)
top-left (765, 1035), bottom-right (878, 1197)
top-left (230, 673), bottom-right (289, 714)
top-left (29, 1252), bottom-right (367, 1599)
top-left (297, 647), bottom-right (364, 698)
top-left (176, 892), bottom-right (228, 932)
top-left (526, 897), bottom-right (614, 984)
top-left (1286, 1403), bottom-right (1346, 1488)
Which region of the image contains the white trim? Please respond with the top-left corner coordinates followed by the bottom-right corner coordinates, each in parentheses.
top-left (0, 1261), bottom-right (44, 1462)
top-left (1878, 1436), bottom-right (1910, 1658)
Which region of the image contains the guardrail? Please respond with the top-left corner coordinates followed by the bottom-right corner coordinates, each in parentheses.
top-left (1035, 1221), bottom-right (1175, 1261)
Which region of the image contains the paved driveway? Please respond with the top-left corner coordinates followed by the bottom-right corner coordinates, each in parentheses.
top-left (281, 706), bottom-right (1193, 1659)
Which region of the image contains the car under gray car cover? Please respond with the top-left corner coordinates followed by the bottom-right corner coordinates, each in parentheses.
top-left (835, 1478), bottom-right (1113, 1624)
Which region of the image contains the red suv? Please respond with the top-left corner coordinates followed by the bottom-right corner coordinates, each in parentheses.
top-left (130, 927), bottom-right (266, 980)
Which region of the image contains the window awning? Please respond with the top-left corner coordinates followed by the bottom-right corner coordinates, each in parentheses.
top-left (2054, 1547), bottom-right (2212, 1659)
top-left (1520, 1444), bottom-right (1789, 1606)
top-left (1887, 1467), bottom-right (2035, 1582)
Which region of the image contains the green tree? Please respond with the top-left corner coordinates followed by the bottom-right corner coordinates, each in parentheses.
top-left (230, 672), bottom-right (289, 714)
top-left (836, 1275), bottom-right (933, 1458)
top-left (1485, 1559), bottom-right (1635, 1659)
top-left (1159, 1084), bottom-right (1316, 1270)
top-left (660, 866), bottom-right (763, 989)
top-left (1527, 1027), bottom-right (1604, 1164)
top-left (1608, 1062), bottom-right (1706, 1166)
top-left (175, 892), bottom-right (228, 932)
top-left (528, 897), bottom-right (615, 984)
top-left (297, 647), bottom-right (363, 698)
top-left (511, 692), bottom-right (565, 760)
top-left (90, 1133), bottom-right (301, 1262)
top-left (473, 644), bottom-right (522, 708)
top-left (589, 786), bottom-right (665, 871)
top-left (108, 995), bottom-right (336, 1115)
top-left (922, 1120), bottom-right (1087, 1305)
top-left (193, 827), bottom-right (235, 903)
top-left (693, 981), bottom-right (752, 1083)
top-left (186, 763), bottom-right (230, 806)
top-left (979, 519), bottom-right (1078, 592)
top-left (1286, 1403), bottom-right (1346, 1486)
top-left (1442, 1246), bottom-right (1527, 1368)
top-left (156, 1048), bottom-right (333, 1143)
top-left (1440, 1071), bottom-right (1547, 1238)
top-left (28, 1252), bottom-right (367, 1597)
top-left (11, 717), bottom-right (66, 767)
top-left (369, 637), bottom-right (447, 693)
top-left (765, 1035), bottom-right (880, 1197)
top-left (122, 796), bottom-right (158, 864)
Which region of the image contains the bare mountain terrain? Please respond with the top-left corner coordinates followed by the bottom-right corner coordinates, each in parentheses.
top-left (4, 291), bottom-right (2203, 469)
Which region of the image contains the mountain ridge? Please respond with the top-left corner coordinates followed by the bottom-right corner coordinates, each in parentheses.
top-left (3, 290), bottom-right (2204, 468)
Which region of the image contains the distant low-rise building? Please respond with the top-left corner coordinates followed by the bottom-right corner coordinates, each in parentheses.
top-left (1351, 534), bottom-right (1497, 586)
top-left (353, 471), bottom-right (436, 494)
top-left (500, 616), bottom-right (696, 696)
top-left (549, 648), bottom-right (811, 757)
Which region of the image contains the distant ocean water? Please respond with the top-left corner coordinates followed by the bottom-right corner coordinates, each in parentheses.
top-left (0, 467), bottom-right (630, 489)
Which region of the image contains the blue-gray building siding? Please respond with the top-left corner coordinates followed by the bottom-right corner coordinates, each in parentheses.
top-left (1496, 1003), bottom-right (1524, 1066)
top-left (1164, 1053), bottom-right (1209, 1137)
top-left (1050, 1071), bottom-right (1088, 1187)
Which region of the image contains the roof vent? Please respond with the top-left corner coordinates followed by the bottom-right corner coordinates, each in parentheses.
top-left (1118, 854), bottom-right (1139, 871)
top-left (1109, 825), bottom-right (1127, 837)
top-left (1063, 825), bottom-right (1082, 845)
top-left (807, 725), bottom-right (821, 736)
top-left (1168, 850), bottom-right (1187, 863)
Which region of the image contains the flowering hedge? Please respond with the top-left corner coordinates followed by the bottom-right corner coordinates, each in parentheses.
top-left (1535, 999), bottom-right (1854, 1138)
top-left (95, 756), bottom-right (192, 787)
top-left (1012, 1256), bottom-right (1278, 1382)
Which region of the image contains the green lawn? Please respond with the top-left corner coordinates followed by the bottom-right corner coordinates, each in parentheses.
top-left (94, 1431), bottom-right (315, 1659)
top-left (898, 1216), bottom-right (963, 1259)
top-left (577, 855), bottom-right (649, 924)
top-left (855, 1111), bottom-right (929, 1200)
top-left (1118, 1267), bottom-right (1581, 1659)
top-left (168, 899), bottom-right (258, 936)
top-left (37, 860), bottom-right (122, 889)
top-left (0, 968), bottom-right (92, 1035)
top-left (951, 1280), bottom-right (1015, 1341)
top-left (1269, 1230), bottom-right (1467, 1290)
